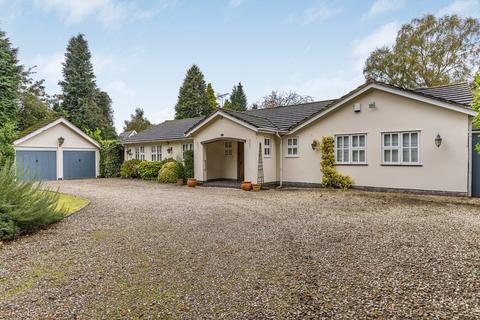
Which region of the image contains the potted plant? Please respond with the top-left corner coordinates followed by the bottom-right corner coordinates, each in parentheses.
top-left (187, 178), bottom-right (197, 187)
top-left (241, 181), bottom-right (252, 191)
top-left (177, 178), bottom-right (184, 186)
top-left (252, 183), bottom-right (261, 192)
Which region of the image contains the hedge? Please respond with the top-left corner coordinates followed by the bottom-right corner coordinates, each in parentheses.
top-left (158, 161), bottom-right (184, 183)
top-left (120, 159), bottom-right (142, 178)
top-left (100, 140), bottom-right (124, 177)
top-left (138, 161), bottom-right (162, 180)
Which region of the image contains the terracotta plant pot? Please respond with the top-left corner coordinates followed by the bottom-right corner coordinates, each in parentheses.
top-left (241, 181), bottom-right (252, 191)
top-left (176, 178), bottom-right (184, 186)
top-left (187, 178), bottom-right (197, 188)
top-left (252, 184), bottom-right (261, 192)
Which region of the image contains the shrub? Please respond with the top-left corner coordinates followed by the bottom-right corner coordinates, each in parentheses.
top-left (183, 149), bottom-right (194, 179)
top-left (100, 140), bottom-right (124, 178)
top-left (0, 161), bottom-right (64, 240)
top-left (120, 159), bottom-right (142, 178)
top-left (0, 121), bottom-right (17, 167)
top-left (320, 136), bottom-right (354, 189)
top-left (138, 161), bottom-right (162, 180)
top-left (159, 157), bottom-right (175, 168)
top-left (158, 161), bottom-right (184, 183)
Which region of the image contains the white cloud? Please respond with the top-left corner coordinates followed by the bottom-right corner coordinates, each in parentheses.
top-left (34, 0), bottom-right (176, 28)
top-left (229, 0), bottom-right (245, 8)
top-left (31, 52), bottom-right (64, 93)
top-left (352, 21), bottom-right (400, 71)
top-left (437, 0), bottom-right (480, 17)
top-left (362, 0), bottom-right (407, 20)
top-left (290, 1), bottom-right (343, 26)
top-left (105, 80), bottom-right (137, 98)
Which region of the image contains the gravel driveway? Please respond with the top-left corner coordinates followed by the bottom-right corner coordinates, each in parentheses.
top-left (1, 178), bottom-right (480, 319)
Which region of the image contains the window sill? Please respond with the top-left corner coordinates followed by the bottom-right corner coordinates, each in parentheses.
top-left (336, 163), bottom-right (368, 166)
top-left (381, 163), bottom-right (422, 167)
top-left (264, 156), bottom-right (271, 159)
top-left (285, 155), bottom-right (299, 158)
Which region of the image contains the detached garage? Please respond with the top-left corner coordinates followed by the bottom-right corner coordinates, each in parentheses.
top-left (13, 117), bottom-right (100, 181)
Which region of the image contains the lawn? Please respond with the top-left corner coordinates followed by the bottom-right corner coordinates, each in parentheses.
top-left (52, 192), bottom-right (89, 216)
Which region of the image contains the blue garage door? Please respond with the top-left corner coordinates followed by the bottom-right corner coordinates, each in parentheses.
top-left (472, 131), bottom-right (480, 197)
top-left (63, 151), bottom-right (96, 180)
top-left (16, 150), bottom-right (57, 181)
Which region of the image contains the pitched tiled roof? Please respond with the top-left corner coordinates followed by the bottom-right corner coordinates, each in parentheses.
top-left (414, 83), bottom-right (472, 106)
top-left (123, 117), bottom-right (203, 143)
top-left (118, 130), bottom-right (136, 141)
top-left (221, 108), bottom-right (278, 131)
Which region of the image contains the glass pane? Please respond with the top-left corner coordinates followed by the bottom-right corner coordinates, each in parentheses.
top-left (411, 133), bottom-right (418, 147)
top-left (411, 148), bottom-right (418, 162)
top-left (384, 134), bottom-right (390, 147)
top-left (337, 150), bottom-right (342, 162)
top-left (384, 150), bottom-right (391, 162)
top-left (403, 148), bottom-right (410, 162)
top-left (337, 136), bottom-right (342, 147)
top-left (392, 134), bottom-right (399, 146)
top-left (403, 133), bottom-right (410, 147)
top-left (352, 136), bottom-right (358, 147)
top-left (359, 135), bottom-right (365, 147)
top-left (352, 150), bottom-right (358, 162)
top-left (343, 149), bottom-right (349, 162)
top-left (359, 150), bottom-right (365, 162)
top-left (288, 148), bottom-right (292, 155)
top-left (343, 136), bottom-right (349, 147)
top-left (293, 148), bottom-right (298, 155)
top-left (392, 149), bottom-right (399, 162)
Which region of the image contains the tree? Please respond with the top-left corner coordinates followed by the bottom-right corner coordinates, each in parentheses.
top-left (206, 83), bottom-right (218, 113)
top-left (175, 65), bottom-right (210, 119)
top-left (473, 73), bottom-right (480, 130)
top-left (0, 29), bottom-right (23, 125)
top-left (257, 90), bottom-right (313, 108)
top-left (93, 90), bottom-right (116, 139)
top-left (0, 122), bottom-right (17, 166)
top-left (364, 15), bottom-right (480, 89)
top-left (17, 67), bottom-right (58, 131)
top-left (124, 108), bottom-right (152, 132)
top-left (226, 82), bottom-right (247, 111)
top-left (59, 34), bottom-right (97, 129)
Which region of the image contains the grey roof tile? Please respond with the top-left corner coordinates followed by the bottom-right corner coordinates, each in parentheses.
top-left (123, 117), bottom-right (203, 143)
top-left (414, 83), bottom-right (472, 106)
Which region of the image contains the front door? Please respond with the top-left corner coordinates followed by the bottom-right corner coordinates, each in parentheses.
top-left (472, 131), bottom-right (480, 197)
top-left (237, 142), bottom-right (244, 181)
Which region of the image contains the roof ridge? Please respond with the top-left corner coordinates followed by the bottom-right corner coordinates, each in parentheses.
top-left (415, 82), bottom-right (469, 90)
top-left (247, 99), bottom-right (337, 111)
top-left (220, 108), bottom-right (279, 130)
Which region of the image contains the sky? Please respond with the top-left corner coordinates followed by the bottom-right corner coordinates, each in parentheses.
top-left (1, 0), bottom-right (479, 133)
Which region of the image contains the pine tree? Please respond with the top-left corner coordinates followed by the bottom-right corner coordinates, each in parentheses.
top-left (175, 65), bottom-right (209, 119)
top-left (226, 82), bottom-right (247, 111)
top-left (94, 90), bottom-right (117, 139)
top-left (59, 34), bottom-right (97, 129)
top-left (0, 29), bottom-right (23, 125)
top-left (206, 83), bottom-right (218, 113)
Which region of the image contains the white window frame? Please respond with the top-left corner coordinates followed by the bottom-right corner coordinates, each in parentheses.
top-left (335, 134), bottom-right (367, 165)
top-left (224, 141), bottom-right (233, 156)
top-left (264, 138), bottom-right (271, 157)
top-left (286, 137), bottom-right (299, 157)
top-left (135, 147), bottom-right (140, 160)
top-left (137, 146), bottom-right (145, 161)
top-left (151, 145), bottom-right (162, 162)
top-left (382, 131), bottom-right (420, 165)
top-left (182, 143), bottom-right (193, 159)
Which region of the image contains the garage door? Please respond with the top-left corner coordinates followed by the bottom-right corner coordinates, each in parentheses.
top-left (63, 151), bottom-right (96, 180)
top-left (16, 150), bottom-right (57, 181)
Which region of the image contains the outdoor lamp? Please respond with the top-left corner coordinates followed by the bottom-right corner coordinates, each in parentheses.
top-left (435, 134), bottom-right (442, 148)
top-left (311, 140), bottom-right (318, 150)
top-left (58, 136), bottom-right (65, 146)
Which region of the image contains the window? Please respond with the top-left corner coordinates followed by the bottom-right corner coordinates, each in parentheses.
top-left (382, 131), bottom-right (419, 164)
top-left (264, 138), bottom-right (271, 157)
top-left (224, 141), bottom-right (233, 156)
top-left (335, 134), bottom-right (366, 164)
top-left (182, 143), bottom-right (193, 158)
top-left (287, 138), bottom-right (298, 156)
top-left (151, 145), bottom-right (162, 161)
top-left (135, 146), bottom-right (145, 161)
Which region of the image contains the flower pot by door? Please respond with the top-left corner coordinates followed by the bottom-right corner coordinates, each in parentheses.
top-left (241, 181), bottom-right (252, 191)
top-left (187, 178), bottom-right (197, 187)
top-left (177, 178), bottom-right (184, 186)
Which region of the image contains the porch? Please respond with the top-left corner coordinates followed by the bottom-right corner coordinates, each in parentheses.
top-left (202, 137), bottom-right (245, 182)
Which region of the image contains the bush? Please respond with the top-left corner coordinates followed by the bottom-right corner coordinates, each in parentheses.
top-left (100, 140), bottom-right (124, 177)
top-left (138, 161), bottom-right (162, 180)
top-left (183, 149), bottom-right (194, 179)
top-left (120, 159), bottom-right (142, 178)
top-left (0, 161), bottom-right (64, 240)
top-left (320, 136), bottom-right (354, 189)
top-left (0, 121), bottom-right (17, 167)
top-left (159, 157), bottom-right (175, 168)
top-left (158, 161), bottom-right (184, 183)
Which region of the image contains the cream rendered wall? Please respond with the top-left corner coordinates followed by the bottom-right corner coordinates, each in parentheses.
top-left (15, 123), bottom-right (100, 179)
top-left (205, 141), bottom-right (238, 180)
top-left (191, 116), bottom-right (258, 182)
top-left (124, 140), bottom-right (193, 162)
top-left (282, 90), bottom-right (470, 193)
top-left (256, 133), bottom-right (277, 183)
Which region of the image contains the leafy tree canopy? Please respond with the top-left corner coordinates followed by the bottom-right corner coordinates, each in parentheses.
top-left (225, 82), bottom-right (247, 111)
top-left (0, 29), bottom-right (23, 125)
top-left (472, 73), bottom-right (480, 130)
top-left (257, 90), bottom-right (313, 108)
top-left (124, 108), bottom-right (152, 132)
top-left (206, 83), bottom-right (218, 113)
top-left (364, 15), bottom-right (480, 89)
top-left (175, 65), bottom-right (210, 119)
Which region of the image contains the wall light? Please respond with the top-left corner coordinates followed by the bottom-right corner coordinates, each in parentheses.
top-left (435, 134), bottom-right (442, 148)
top-left (311, 140), bottom-right (318, 150)
top-left (58, 136), bottom-right (65, 146)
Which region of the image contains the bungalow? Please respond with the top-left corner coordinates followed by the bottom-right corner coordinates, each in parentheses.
top-left (123, 81), bottom-right (478, 196)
